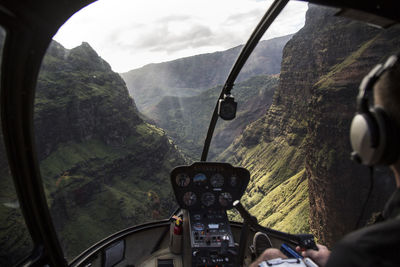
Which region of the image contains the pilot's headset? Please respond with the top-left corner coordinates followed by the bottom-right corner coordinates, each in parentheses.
top-left (350, 54), bottom-right (400, 166)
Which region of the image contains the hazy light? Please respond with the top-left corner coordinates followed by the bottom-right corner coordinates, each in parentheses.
top-left (54, 0), bottom-right (307, 72)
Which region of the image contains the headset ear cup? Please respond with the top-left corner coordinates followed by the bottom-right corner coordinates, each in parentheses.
top-left (351, 54), bottom-right (400, 166)
top-left (372, 107), bottom-right (400, 165)
top-left (350, 112), bottom-right (380, 165)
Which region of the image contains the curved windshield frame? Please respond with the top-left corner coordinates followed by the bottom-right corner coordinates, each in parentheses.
top-left (0, 27), bottom-right (34, 266)
top-left (31, 0), bottom-right (400, 262)
top-left (219, 2), bottom-right (399, 246)
top-left (35, 0), bottom-right (288, 260)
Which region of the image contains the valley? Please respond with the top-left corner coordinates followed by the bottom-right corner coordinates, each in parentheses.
top-left (1, 3), bottom-right (400, 266)
top-left (121, 34), bottom-right (292, 113)
top-left (123, 4), bottom-right (400, 247)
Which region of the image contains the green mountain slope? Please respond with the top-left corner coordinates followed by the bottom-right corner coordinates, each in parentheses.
top-left (220, 4), bottom-right (400, 245)
top-left (32, 41), bottom-right (186, 259)
top-left (149, 74), bottom-right (278, 160)
top-left (220, 110), bottom-right (309, 233)
top-left (121, 35), bottom-right (292, 112)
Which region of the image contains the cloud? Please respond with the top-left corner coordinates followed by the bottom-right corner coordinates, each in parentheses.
top-left (225, 8), bottom-right (264, 25)
top-left (157, 15), bottom-right (192, 24)
top-left (53, 0), bottom-right (307, 72)
top-left (133, 24), bottom-right (213, 53)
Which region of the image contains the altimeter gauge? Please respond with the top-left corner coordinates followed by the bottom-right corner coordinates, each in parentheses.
top-left (176, 173), bottom-right (190, 187)
top-left (230, 175), bottom-right (238, 187)
top-left (210, 173), bottom-right (224, 188)
top-left (201, 192), bottom-right (215, 207)
top-left (219, 192), bottom-right (233, 207)
top-left (183, 192), bottom-right (197, 206)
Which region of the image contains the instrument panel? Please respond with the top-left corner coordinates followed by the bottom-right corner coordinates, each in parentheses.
top-left (170, 162), bottom-right (250, 210)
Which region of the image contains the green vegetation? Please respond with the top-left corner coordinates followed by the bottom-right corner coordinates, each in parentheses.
top-left (3, 7), bottom-right (395, 264)
top-left (39, 128), bottom-right (183, 258)
top-left (316, 36), bottom-right (379, 90)
top-left (24, 41), bottom-right (186, 260)
top-left (220, 108), bottom-right (310, 234)
top-left (250, 170), bottom-right (309, 233)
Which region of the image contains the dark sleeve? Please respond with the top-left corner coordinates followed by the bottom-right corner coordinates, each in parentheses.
top-left (325, 238), bottom-right (368, 267)
top-left (326, 219), bottom-right (400, 267)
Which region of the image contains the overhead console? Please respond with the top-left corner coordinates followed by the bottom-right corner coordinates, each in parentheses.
top-left (170, 162), bottom-right (250, 267)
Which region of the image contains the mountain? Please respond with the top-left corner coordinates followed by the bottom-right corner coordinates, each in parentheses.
top-left (0, 41), bottom-right (186, 261)
top-left (120, 35), bottom-right (292, 112)
top-left (219, 5), bottom-right (400, 246)
top-left (148, 74), bottom-right (278, 160)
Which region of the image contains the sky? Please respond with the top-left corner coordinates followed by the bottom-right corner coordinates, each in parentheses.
top-left (53, 0), bottom-right (308, 73)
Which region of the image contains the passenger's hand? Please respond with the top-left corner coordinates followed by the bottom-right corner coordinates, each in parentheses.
top-left (296, 244), bottom-right (331, 267)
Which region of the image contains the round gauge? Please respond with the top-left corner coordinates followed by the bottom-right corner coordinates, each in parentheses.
top-left (176, 173), bottom-right (190, 187)
top-left (201, 192), bottom-right (215, 207)
top-left (183, 192), bottom-right (197, 206)
top-left (210, 173), bottom-right (224, 188)
top-left (219, 192), bottom-right (233, 207)
top-left (193, 173), bottom-right (207, 185)
top-left (230, 176), bottom-right (238, 187)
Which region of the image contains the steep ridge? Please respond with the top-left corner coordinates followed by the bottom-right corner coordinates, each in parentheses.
top-left (149, 74), bottom-right (278, 160)
top-left (33, 41), bottom-right (186, 259)
top-left (305, 16), bottom-right (400, 245)
top-left (121, 35), bottom-right (292, 112)
top-left (219, 5), bottom-right (399, 245)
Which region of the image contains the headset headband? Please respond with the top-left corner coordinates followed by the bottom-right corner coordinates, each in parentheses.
top-left (357, 54), bottom-right (399, 113)
top-left (350, 54), bottom-right (400, 165)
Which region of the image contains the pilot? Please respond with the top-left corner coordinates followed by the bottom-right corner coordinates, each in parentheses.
top-left (250, 54), bottom-right (400, 267)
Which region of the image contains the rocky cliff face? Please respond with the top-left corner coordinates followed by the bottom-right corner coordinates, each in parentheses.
top-left (33, 41), bottom-right (186, 259)
top-left (220, 5), bottom-right (400, 245)
top-left (35, 42), bottom-right (141, 159)
top-left (304, 11), bottom-right (400, 245)
top-left (121, 35), bottom-right (292, 112)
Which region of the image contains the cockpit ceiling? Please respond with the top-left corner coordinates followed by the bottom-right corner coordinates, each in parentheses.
top-left (0, 0), bottom-right (399, 30)
top-left (335, 8), bottom-right (397, 28)
top-left (306, 0), bottom-right (400, 23)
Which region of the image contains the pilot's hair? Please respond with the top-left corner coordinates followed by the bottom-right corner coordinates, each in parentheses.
top-left (374, 58), bottom-right (400, 130)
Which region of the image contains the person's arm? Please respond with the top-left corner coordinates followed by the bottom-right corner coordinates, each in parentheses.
top-left (296, 244), bottom-right (331, 267)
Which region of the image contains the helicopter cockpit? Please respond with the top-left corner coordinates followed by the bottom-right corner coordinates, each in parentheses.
top-left (0, 0), bottom-right (399, 267)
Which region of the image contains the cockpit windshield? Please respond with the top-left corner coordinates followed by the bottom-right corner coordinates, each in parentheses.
top-left (14, 0), bottom-right (398, 263)
top-left (31, 0), bottom-right (306, 260)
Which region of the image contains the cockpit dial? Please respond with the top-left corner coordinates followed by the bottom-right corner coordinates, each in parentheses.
top-left (219, 192), bottom-right (233, 207)
top-left (176, 173), bottom-right (190, 187)
top-left (230, 175), bottom-right (238, 187)
top-left (201, 192), bottom-right (215, 207)
top-left (183, 192), bottom-right (197, 206)
top-left (210, 173), bottom-right (224, 188)
top-left (193, 173), bottom-right (207, 185)
top-left (170, 162), bottom-right (250, 210)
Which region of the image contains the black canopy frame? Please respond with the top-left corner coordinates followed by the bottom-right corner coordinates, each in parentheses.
top-left (0, 0), bottom-right (397, 266)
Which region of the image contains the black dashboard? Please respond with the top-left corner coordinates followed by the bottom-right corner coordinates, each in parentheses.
top-left (170, 162), bottom-right (250, 267)
top-left (170, 162), bottom-right (250, 211)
